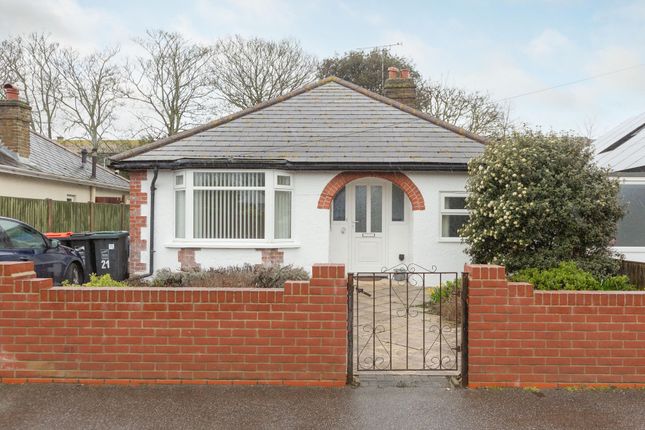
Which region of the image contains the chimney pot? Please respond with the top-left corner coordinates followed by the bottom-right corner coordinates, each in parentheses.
top-left (383, 65), bottom-right (418, 109)
top-left (81, 148), bottom-right (88, 165)
top-left (3, 83), bottom-right (19, 100)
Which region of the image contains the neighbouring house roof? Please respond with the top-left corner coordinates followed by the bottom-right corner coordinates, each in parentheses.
top-left (0, 132), bottom-right (130, 191)
top-left (594, 111), bottom-right (645, 174)
top-left (58, 139), bottom-right (146, 156)
top-left (57, 138), bottom-right (147, 167)
top-left (0, 140), bottom-right (21, 167)
top-left (111, 77), bottom-right (486, 171)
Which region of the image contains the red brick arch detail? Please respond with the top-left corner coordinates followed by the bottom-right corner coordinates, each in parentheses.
top-left (317, 172), bottom-right (426, 211)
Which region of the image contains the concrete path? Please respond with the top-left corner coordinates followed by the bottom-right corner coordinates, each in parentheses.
top-left (2, 382), bottom-right (645, 429)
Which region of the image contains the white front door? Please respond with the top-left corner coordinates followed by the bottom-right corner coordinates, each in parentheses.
top-left (350, 182), bottom-right (385, 272)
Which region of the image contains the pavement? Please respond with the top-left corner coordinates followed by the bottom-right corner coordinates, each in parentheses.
top-left (2, 380), bottom-right (645, 430)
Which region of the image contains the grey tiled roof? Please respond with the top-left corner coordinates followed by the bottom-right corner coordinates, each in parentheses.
top-left (594, 112), bottom-right (645, 173)
top-left (0, 132), bottom-right (129, 190)
top-left (113, 78), bottom-right (485, 169)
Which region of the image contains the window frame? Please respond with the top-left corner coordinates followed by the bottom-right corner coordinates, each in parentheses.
top-left (331, 186), bottom-right (347, 222)
top-left (391, 184), bottom-right (405, 222)
top-left (174, 172), bottom-right (186, 239)
top-left (439, 192), bottom-right (468, 242)
top-left (613, 176), bottom-right (645, 251)
top-left (173, 169), bottom-right (295, 245)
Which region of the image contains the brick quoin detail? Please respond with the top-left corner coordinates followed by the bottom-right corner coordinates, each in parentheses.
top-left (465, 264), bottom-right (645, 389)
top-left (128, 171), bottom-right (148, 275)
top-left (259, 249), bottom-right (284, 265)
top-left (0, 261), bottom-right (348, 387)
top-left (178, 248), bottom-right (200, 270)
top-left (317, 172), bottom-right (425, 211)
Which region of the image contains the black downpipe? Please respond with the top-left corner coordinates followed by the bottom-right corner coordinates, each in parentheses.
top-left (130, 167), bottom-right (158, 280)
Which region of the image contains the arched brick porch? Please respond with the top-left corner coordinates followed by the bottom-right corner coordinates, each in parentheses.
top-left (317, 172), bottom-right (426, 210)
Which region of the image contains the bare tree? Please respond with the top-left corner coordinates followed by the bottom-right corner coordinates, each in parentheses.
top-left (417, 79), bottom-right (512, 137)
top-left (0, 36), bottom-right (27, 99)
top-left (582, 115), bottom-right (597, 141)
top-left (57, 47), bottom-right (125, 177)
top-left (212, 35), bottom-right (317, 110)
top-left (0, 33), bottom-right (62, 138)
top-left (127, 30), bottom-right (214, 138)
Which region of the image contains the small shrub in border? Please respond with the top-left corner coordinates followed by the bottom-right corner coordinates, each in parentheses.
top-left (147, 264), bottom-right (309, 288)
top-left (424, 278), bottom-right (462, 323)
top-left (429, 278), bottom-right (461, 304)
top-left (63, 273), bottom-right (127, 287)
top-left (511, 261), bottom-right (635, 291)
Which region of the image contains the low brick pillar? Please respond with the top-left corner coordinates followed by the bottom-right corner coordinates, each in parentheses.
top-left (0, 261), bottom-right (347, 386)
top-left (465, 263), bottom-right (645, 388)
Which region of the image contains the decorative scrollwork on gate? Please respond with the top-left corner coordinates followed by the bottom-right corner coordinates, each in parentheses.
top-left (352, 266), bottom-right (464, 373)
top-left (380, 262), bottom-right (438, 274)
top-left (424, 324), bottom-right (459, 370)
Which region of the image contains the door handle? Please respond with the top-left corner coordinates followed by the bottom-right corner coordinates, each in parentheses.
top-left (19, 257), bottom-right (30, 261)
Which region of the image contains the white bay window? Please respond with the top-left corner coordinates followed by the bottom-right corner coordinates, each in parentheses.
top-left (174, 170), bottom-right (293, 243)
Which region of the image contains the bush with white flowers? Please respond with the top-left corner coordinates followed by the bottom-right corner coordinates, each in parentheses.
top-left (461, 128), bottom-right (625, 277)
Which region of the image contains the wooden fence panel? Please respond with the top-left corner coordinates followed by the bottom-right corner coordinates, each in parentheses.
top-left (0, 196), bottom-right (49, 231)
top-left (621, 260), bottom-right (645, 290)
top-left (94, 203), bottom-right (128, 231)
top-left (0, 196), bottom-right (128, 232)
top-left (51, 200), bottom-right (91, 232)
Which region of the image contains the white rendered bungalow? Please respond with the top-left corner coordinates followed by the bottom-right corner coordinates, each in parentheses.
top-left (111, 70), bottom-right (485, 275)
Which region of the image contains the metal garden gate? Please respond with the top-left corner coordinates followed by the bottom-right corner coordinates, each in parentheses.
top-left (347, 263), bottom-right (469, 383)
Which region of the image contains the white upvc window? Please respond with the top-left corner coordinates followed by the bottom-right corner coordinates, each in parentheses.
top-left (615, 177), bottom-right (645, 247)
top-left (174, 173), bottom-right (186, 238)
top-left (440, 192), bottom-right (468, 241)
top-left (274, 174), bottom-right (292, 240)
top-left (174, 170), bottom-right (293, 243)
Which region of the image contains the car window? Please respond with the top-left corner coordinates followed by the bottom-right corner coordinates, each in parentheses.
top-left (0, 219), bottom-right (46, 249)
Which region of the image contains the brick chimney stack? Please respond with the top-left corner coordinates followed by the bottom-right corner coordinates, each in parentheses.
top-left (383, 67), bottom-right (417, 109)
top-left (0, 84), bottom-right (32, 158)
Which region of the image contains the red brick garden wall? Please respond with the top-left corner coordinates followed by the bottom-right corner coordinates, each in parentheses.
top-left (0, 261), bottom-right (348, 386)
top-left (465, 264), bottom-right (645, 388)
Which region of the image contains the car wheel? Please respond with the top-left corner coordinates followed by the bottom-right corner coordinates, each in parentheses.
top-left (64, 263), bottom-right (83, 285)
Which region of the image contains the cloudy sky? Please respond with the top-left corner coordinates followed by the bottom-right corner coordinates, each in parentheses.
top-left (1, 0), bottom-right (644, 137)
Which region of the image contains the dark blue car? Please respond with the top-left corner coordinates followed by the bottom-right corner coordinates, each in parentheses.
top-left (0, 217), bottom-right (84, 285)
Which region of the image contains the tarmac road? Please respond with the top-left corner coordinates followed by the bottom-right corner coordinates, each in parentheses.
top-left (1, 381), bottom-right (645, 430)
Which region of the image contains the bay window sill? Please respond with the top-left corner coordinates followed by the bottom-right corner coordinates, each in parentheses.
top-left (438, 237), bottom-right (464, 243)
top-left (165, 240), bottom-right (301, 249)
